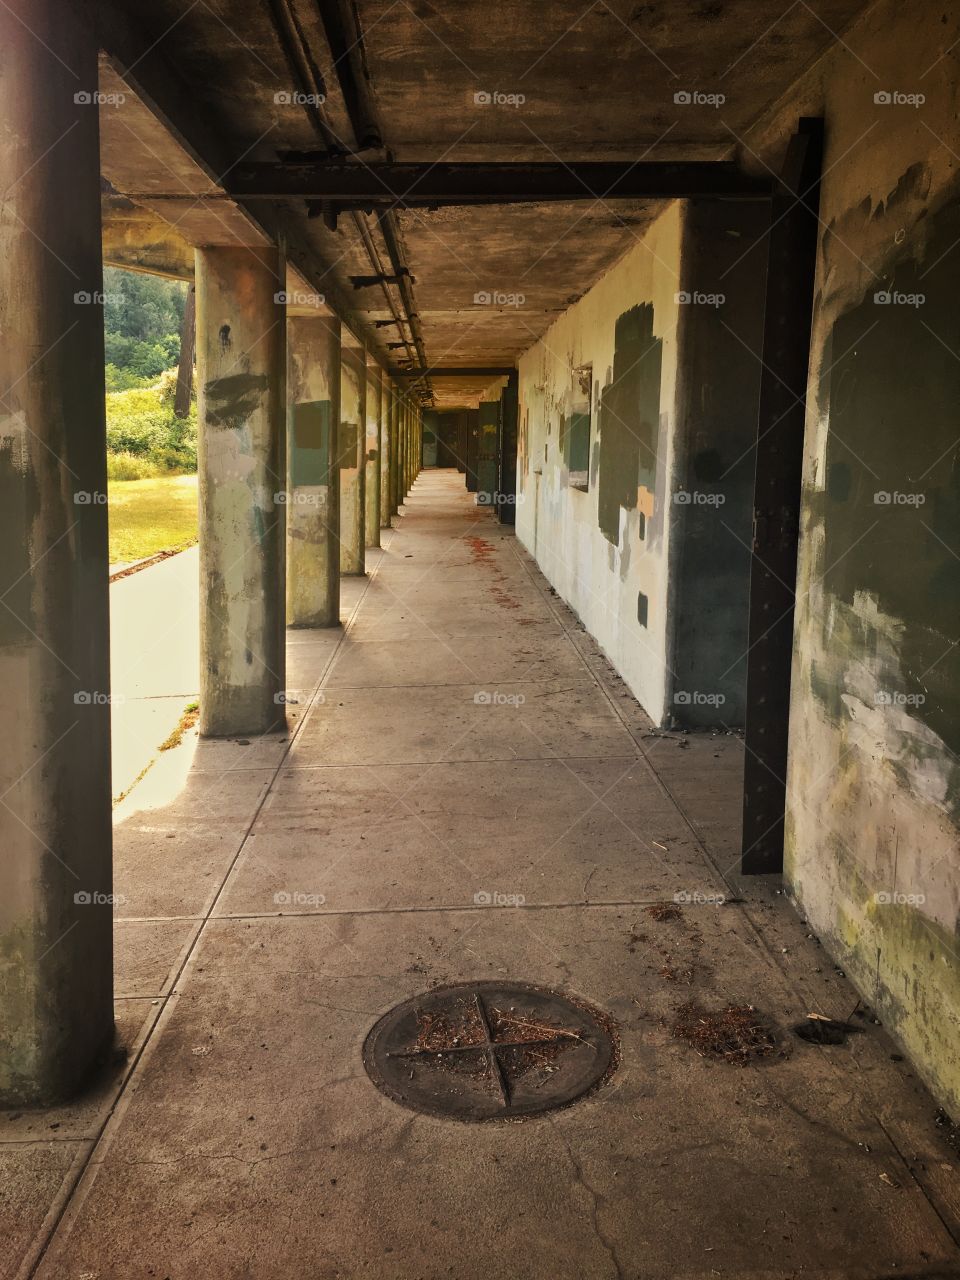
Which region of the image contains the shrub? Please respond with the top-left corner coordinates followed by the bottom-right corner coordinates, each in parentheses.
top-left (106, 378), bottom-right (197, 473)
top-left (106, 452), bottom-right (163, 481)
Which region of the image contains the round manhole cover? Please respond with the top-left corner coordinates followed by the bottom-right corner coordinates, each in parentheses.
top-left (362, 981), bottom-right (618, 1122)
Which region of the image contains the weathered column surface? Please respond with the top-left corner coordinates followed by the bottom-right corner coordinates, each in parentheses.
top-left (287, 315), bottom-right (340, 626)
top-left (397, 398), bottom-right (408, 503)
top-left (380, 380), bottom-right (394, 528)
top-left (364, 361), bottom-right (382, 548)
top-left (197, 246), bottom-right (286, 736)
top-left (339, 345), bottom-right (366, 574)
top-left (0, 0), bottom-right (113, 1104)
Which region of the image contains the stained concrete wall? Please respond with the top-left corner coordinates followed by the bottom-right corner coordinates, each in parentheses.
top-left (516, 203), bottom-right (683, 723)
top-left (750, 0), bottom-right (960, 1112)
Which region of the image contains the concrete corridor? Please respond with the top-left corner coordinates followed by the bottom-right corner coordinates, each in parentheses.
top-left (6, 471), bottom-right (959, 1279)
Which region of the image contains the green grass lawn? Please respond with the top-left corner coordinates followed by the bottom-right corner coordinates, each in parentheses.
top-left (108, 473), bottom-right (198, 566)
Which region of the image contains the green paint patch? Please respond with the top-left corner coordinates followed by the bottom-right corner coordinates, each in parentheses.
top-left (597, 303), bottom-right (663, 546)
top-left (291, 399), bottom-right (332, 486)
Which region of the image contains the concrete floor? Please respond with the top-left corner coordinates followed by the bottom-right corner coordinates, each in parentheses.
top-left (110, 546), bottom-right (199, 801)
top-left (4, 470), bottom-right (960, 1279)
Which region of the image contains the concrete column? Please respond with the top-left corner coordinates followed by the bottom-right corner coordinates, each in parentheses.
top-left (395, 396), bottom-right (406, 506)
top-left (380, 380), bottom-right (393, 528)
top-left (388, 389), bottom-right (400, 518)
top-left (0, 0), bottom-right (113, 1104)
top-left (403, 404), bottom-right (410, 494)
top-left (287, 315), bottom-right (340, 626)
top-left (339, 344), bottom-right (366, 574)
top-left (197, 246), bottom-right (286, 736)
top-left (364, 360), bottom-right (382, 548)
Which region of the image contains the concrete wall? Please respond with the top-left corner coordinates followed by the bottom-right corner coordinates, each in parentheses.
top-left (516, 203), bottom-right (683, 724)
top-left (751, 0), bottom-right (960, 1111)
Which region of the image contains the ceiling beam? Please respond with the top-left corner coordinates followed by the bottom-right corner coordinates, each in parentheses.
top-left (217, 161), bottom-right (773, 204)
top-left (391, 367), bottom-right (515, 378)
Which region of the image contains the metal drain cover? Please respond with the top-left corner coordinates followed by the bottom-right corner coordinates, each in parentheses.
top-left (363, 981), bottom-right (618, 1121)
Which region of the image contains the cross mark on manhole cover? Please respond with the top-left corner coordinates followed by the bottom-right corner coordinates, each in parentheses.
top-left (363, 981), bottom-right (618, 1122)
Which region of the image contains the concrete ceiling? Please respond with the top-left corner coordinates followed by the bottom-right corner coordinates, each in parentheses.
top-left (97, 0), bottom-right (875, 407)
